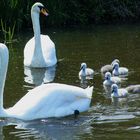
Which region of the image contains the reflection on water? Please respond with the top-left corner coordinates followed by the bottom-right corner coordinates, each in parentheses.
top-left (79, 78), bottom-right (94, 89)
top-left (1, 96), bottom-right (140, 139)
top-left (14, 119), bottom-right (91, 139)
top-left (111, 96), bottom-right (128, 108)
top-left (0, 116), bottom-right (93, 140)
top-left (24, 65), bottom-right (57, 86)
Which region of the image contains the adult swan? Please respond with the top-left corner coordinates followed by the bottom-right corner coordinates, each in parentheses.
top-left (0, 44), bottom-right (93, 121)
top-left (24, 2), bottom-right (57, 68)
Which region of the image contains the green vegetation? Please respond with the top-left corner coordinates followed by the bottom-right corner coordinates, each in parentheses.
top-left (1, 19), bottom-right (16, 43)
top-left (0, 0), bottom-right (140, 39)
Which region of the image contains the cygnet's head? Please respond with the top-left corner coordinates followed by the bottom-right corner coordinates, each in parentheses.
top-left (111, 84), bottom-right (118, 93)
top-left (113, 62), bottom-right (119, 70)
top-left (31, 2), bottom-right (49, 16)
top-left (111, 59), bottom-right (120, 66)
top-left (105, 72), bottom-right (111, 80)
top-left (80, 63), bottom-right (87, 70)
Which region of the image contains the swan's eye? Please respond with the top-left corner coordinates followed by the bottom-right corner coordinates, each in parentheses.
top-left (38, 6), bottom-right (44, 11)
top-left (38, 5), bottom-right (49, 14)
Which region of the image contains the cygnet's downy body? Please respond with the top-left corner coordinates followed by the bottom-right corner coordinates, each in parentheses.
top-left (111, 84), bottom-right (128, 98)
top-left (112, 62), bottom-right (128, 77)
top-left (103, 72), bottom-right (121, 87)
top-left (79, 63), bottom-right (94, 80)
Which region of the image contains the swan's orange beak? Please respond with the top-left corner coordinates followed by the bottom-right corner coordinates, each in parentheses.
top-left (41, 8), bottom-right (49, 16)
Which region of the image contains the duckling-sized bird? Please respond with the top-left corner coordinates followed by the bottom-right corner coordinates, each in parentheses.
top-left (103, 72), bottom-right (121, 87)
top-left (112, 62), bottom-right (128, 76)
top-left (79, 63), bottom-right (94, 80)
top-left (111, 84), bottom-right (128, 98)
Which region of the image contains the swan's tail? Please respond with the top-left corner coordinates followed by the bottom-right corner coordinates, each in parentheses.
top-left (85, 86), bottom-right (94, 99)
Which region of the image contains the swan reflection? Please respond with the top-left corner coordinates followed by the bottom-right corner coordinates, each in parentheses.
top-left (0, 117), bottom-right (92, 140)
top-left (24, 65), bottom-right (56, 86)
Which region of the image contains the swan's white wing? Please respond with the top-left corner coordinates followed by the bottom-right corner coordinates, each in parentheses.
top-left (24, 35), bottom-right (57, 67)
top-left (41, 35), bottom-right (56, 63)
top-left (24, 37), bottom-right (35, 66)
top-left (119, 67), bottom-right (128, 75)
top-left (86, 68), bottom-right (94, 75)
top-left (7, 83), bottom-right (93, 120)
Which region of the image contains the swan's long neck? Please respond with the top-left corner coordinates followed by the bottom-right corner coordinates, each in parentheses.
top-left (31, 11), bottom-right (41, 48)
top-left (31, 11), bottom-right (46, 67)
top-left (0, 44), bottom-right (8, 114)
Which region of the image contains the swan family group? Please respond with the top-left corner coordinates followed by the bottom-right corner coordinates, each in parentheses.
top-left (0, 2), bottom-right (140, 121)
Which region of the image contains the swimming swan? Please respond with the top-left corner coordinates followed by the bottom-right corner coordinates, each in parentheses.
top-left (0, 43), bottom-right (93, 121)
top-left (79, 63), bottom-right (94, 80)
top-left (24, 2), bottom-right (57, 68)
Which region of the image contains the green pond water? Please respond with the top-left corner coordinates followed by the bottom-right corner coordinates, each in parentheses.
top-left (1, 24), bottom-right (140, 140)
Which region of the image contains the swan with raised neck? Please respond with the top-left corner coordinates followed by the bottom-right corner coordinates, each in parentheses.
top-left (24, 2), bottom-right (57, 68)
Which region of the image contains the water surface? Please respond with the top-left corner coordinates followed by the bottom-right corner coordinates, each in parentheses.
top-left (1, 24), bottom-right (140, 139)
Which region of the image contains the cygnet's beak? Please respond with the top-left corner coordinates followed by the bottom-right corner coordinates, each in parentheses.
top-left (80, 65), bottom-right (84, 70)
top-left (105, 76), bottom-right (109, 80)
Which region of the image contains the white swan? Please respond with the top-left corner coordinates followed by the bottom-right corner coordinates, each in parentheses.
top-left (79, 63), bottom-right (94, 80)
top-left (24, 2), bottom-right (57, 68)
top-left (103, 72), bottom-right (121, 86)
top-left (0, 43), bottom-right (93, 121)
top-left (101, 59), bottom-right (120, 74)
top-left (112, 62), bottom-right (128, 76)
top-left (111, 84), bottom-right (128, 98)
